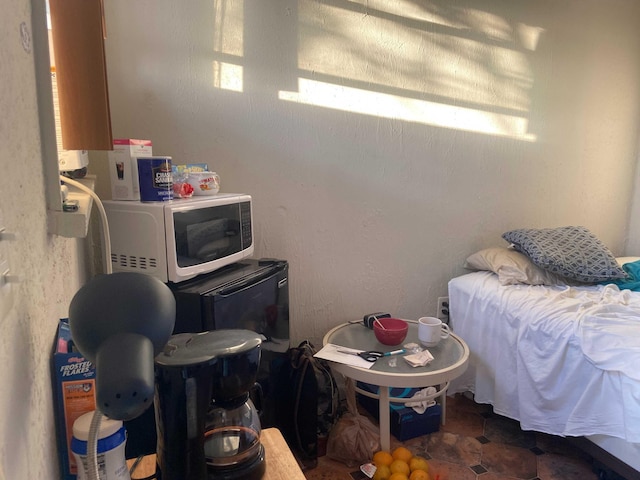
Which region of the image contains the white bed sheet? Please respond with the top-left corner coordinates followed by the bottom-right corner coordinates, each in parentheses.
top-left (448, 271), bottom-right (640, 469)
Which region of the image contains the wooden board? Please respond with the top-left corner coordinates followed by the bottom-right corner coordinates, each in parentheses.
top-left (127, 427), bottom-right (305, 479)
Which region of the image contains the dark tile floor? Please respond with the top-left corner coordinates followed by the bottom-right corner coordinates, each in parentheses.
top-left (303, 394), bottom-right (625, 480)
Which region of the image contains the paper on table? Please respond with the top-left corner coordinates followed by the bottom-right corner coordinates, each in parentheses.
top-left (403, 349), bottom-right (434, 367)
top-left (314, 343), bottom-right (375, 369)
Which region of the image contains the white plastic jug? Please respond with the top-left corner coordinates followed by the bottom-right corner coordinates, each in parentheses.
top-left (71, 411), bottom-right (130, 480)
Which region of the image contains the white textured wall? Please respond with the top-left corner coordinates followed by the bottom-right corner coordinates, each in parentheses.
top-left (0, 2), bottom-right (635, 476)
top-left (627, 140), bottom-right (640, 253)
top-left (0, 1), bottom-right (87, 478)
top-left (94, 0), bottom-right (640, 345)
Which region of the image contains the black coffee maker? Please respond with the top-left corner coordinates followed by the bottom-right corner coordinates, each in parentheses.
top-left (154, 330), bottom-right (265, 480)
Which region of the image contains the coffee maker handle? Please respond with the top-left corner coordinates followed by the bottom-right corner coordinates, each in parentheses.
top-left (249, 382), bottom-right (264, 415)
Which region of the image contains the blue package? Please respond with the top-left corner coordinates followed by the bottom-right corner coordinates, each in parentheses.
top-left (356, 381), bottom-right (441, 441)
top-left (137, 156), bottom-right (173, 202)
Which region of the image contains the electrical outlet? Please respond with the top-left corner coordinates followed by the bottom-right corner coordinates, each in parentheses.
top-left (0, 259), bottom-right (14, 319)
top-left (0, 211), bottom-right (16, 319)
top-left (437, 296), bottom-right (449, 322)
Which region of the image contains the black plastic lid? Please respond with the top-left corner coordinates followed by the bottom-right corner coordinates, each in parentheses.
top-left (155, 330), bottom-right (262, 367)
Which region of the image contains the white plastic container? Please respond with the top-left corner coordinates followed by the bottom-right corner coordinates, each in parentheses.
top-left (188, 171), bottom-right (220, 195)
top-left (71, 411), bottom-right (130, 480)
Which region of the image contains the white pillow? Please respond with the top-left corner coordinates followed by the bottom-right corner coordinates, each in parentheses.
top-left (465, 247), bottom-right (568, 286)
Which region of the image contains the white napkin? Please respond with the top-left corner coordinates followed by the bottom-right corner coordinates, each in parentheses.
top-left (405, 387), bottom-right (437, 414)
top-left (403, 349), bottom-right (434, 367)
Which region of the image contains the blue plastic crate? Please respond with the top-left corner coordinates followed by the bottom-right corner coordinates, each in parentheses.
top-left (356, 382), bottom-right (441, 441)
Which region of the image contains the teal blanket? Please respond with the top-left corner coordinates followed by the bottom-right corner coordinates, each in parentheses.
top-left (601, 260), bottom-right (640, 291)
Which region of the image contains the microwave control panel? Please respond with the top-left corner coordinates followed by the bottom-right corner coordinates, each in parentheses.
top-left (241, 201), bottom-right (253, 249)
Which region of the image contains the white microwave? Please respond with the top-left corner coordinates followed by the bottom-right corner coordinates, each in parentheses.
top-left (103, 194), bottom-right (254, 283)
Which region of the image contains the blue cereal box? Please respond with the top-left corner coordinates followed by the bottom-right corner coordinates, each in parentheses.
top-left (52, 319), bottom-right (96, 480)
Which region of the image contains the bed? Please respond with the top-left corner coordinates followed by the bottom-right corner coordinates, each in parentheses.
top-left (447, 227), bottom-right (640, 479)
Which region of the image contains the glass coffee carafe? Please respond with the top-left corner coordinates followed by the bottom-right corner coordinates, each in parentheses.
top-left (204, 392), bottom-right (264, 478)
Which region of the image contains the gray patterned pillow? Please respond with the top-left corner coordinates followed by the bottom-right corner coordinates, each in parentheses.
top-left (502, 226), bottom-right (627, 283)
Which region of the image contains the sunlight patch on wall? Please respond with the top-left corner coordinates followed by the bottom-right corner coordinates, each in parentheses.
top-left (360, 0), bottom-right (515, 42)
top-left (518, 23), bottom-right (544, 51)
top-left (285, 0), bottom-right (541, 140)
top-left (208, 0), bottom-right (543, 139)
top-left (212, 0), bottom-right (244, 92)
top-left (279, 78), bottom-right (536, 141)
top-left (213, 61), bottom-right (243, 92)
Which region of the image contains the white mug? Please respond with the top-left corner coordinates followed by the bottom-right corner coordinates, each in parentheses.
top-left (418, 316), bottom-right (450, 347)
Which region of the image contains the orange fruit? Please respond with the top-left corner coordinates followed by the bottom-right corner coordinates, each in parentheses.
top-left (409, 470), bottom-right (430, 480)
top-left (373, 450), bottom-right (394, 467)
top-left (389, 459), bottom-right (411, 476)
top-left (373, 465), bottom-right (392, 480)
top-left (409, 456), bottom-right (430, 473)
top-left (392, 446), bottom-right (413, 463)
top-left (389, 473), bottom-right (409, 480)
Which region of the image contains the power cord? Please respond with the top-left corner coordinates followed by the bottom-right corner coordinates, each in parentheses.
top-left (59, 175), bottom-right (112, 274)
top-left (129, 454), bottom-right (158, 480)
top-left (129, 455), bottom-right (158, 480)
top-left (128, 455), bottom-right (144, 475)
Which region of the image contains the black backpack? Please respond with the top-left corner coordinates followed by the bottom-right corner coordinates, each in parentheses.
top-left (276, 340), bottom-right (339, 469)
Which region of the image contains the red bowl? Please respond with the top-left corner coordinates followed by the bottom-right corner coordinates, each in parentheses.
top-left (373, 318), bottom-right (408, 346)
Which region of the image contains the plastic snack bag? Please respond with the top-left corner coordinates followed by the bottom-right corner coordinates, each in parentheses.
top-left (172, 171), bottom-right (194, 198)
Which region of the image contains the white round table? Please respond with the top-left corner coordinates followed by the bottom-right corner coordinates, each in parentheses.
top-left (323, 320), bottom-right (469, 451)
